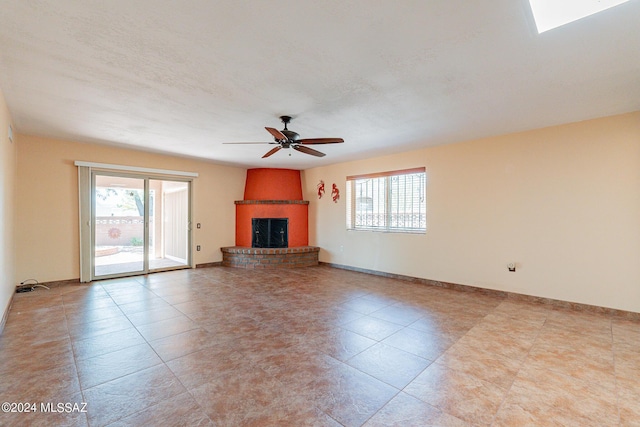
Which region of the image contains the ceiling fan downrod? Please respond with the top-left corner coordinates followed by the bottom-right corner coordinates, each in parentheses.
top-left (280, 115), bottom-right (292, 130)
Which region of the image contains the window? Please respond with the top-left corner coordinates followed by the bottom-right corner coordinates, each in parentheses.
top-left (346, 167), bottom-right (426, 233)
top-left (528, 0), bottom-right (630, 33)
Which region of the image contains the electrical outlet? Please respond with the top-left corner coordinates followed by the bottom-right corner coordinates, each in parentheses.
top-left (508, 262), bottom-right (516, 272)
top-left (196, 245), bottom-right (201, 251)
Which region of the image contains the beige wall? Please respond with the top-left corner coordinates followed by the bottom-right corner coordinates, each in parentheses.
top-left (303, 112), bottom-right (640, 313)
top-left (9, 111), bottom-right (640, 313)
top-left (16, 136), bottom-right (246, 283)
top-left (0, 89), bottom-right (17, 322)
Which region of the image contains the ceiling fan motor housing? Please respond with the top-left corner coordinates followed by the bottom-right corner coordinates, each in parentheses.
top-left (281, 130), bottom-right (300, 141)
top-left (279, 116), bottom-right (299, 141)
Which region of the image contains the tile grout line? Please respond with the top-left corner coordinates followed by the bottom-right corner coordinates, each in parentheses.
top-left (610, 320), bottom-right (622, 427)
top-left (141, 278), bottom-right (219, 427)
top-left (97, 278), bottom-right (210, 426)
top-left (486, 305), bottom-right (550, 427)
top-left (61, 285), bottom-right (101, 427)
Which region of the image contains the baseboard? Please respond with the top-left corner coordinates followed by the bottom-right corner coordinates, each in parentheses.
top-left (0, 292), bottom-right (15, 335)
top-left (40, 278), bottom-right (81, 288)
top-left (320, 261), bottom-right (640, 320)
top-left (196, 261), bottom-right (223, 269)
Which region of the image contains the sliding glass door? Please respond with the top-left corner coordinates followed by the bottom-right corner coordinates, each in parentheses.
top-left (90, 172), bottom-right (191, 280)
top-left (149, 179), bottom-right (190, 270)
top-left (94, 174), bottom-right (146, 277)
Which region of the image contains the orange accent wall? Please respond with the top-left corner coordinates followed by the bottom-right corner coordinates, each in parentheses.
top-left (236, 204), bottom-right (308, 247)
top-left (236, 168), bottom-right (308, 247)
top-left (243, 168), bottom-right (303, 200)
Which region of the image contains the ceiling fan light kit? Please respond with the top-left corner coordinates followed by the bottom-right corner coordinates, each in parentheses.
top-left (224, 115), bottom-right (344, 159)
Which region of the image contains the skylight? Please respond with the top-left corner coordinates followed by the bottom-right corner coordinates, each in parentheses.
top-left (529, 0), bottom-right (630, 33)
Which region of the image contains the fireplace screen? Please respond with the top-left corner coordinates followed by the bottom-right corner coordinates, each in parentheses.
top-left (252, 218), bottom-right (288, 248)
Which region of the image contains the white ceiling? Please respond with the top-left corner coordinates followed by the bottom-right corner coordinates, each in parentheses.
top-left (1, 0), bottom-right (639, 170)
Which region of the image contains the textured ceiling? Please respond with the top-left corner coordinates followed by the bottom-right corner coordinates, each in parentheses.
top-left (1, 0), bottom-right (639, 169)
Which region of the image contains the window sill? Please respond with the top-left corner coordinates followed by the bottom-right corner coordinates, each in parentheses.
top-left (347, 228), bottom-right (426, 235)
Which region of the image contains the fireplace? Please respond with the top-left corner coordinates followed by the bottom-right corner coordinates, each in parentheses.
top-left (252, 218), bottom-right (288, 248)
top-left (221, 168), bottom-right (319, 269)
top-left (233, 169), bottom-right (309, 247)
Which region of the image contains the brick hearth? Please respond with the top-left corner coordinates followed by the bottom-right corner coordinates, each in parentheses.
top-left (221, 246), bottom-right (320, 269)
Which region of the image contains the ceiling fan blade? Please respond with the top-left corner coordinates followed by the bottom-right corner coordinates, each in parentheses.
top-left (293, 145), bottom-right (326, 157)
top-left (298, 138), bottom-right (344, 145)
top-left (265, 127), bottom-right (287, 141)
top-left (262, 146), bottom-right (283, 158)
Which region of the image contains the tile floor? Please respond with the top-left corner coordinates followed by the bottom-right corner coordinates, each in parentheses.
top-left (0, 266), bottom-right (638, 426)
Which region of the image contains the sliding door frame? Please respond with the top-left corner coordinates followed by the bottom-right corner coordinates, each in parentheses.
top-left (91, 171), bottom-right (148, 280)
top-left (76, 161), bottom-right (197, 282)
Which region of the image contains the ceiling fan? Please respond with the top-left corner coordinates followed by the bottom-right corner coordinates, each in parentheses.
top-left (224, 116), bottom-right (344, 158)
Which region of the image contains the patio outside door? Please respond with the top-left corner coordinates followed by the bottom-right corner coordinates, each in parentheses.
top-left (91, 172), bottom-right (191, 280)
top-left (149, 179), bottom-right (190, 270)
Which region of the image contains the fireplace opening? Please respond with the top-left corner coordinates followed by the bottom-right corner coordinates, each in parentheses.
top-left (252, 218), bottom-right (288, 248)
